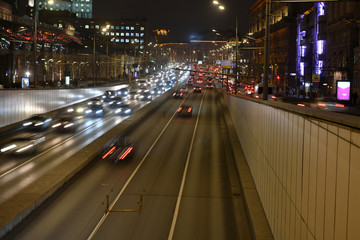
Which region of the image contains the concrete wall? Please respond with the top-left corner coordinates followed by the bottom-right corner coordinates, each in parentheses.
top-left (0, 85), bottom-right (126, 128)
top-left (224, 93), bottom-right (360, 240)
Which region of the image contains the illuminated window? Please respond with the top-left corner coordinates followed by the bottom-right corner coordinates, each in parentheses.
top-left (126, 39), bottom-right (129, 43)
top-left (121, 33), bottom-right (125, 36)
top-left (126, 33), bottom-right (129, 36)
top-left (131, 27), bottom-right (134, 30)
top-left (121, 26), bottom-right (125, 30)
top-left (300, 62), bottom-right (304, 76)
top-left (136, 33), bottom-right (139, 37)
top-left (126, 26), bottom-right (130, 30)
top-left (111, 26), bottom-right (114, 29)
top-left (116, 26), bottom-right (119, 30)
top-left (111, 32), bottom-right (115, 36)
top-left (85, 25), bottom-right (89, 29)
top-left (130, 33), bottom-right (134, 37)
top-left (140, 27), bottom-right (144, 31)
top-left (140, 46), bottom-right (144, 49)
top-left (140, 33), bottom-right (144, 37)
top-left (115, 39), bottom-right (120, 42)
top-left (116, 33), bottom-right (119, 36)
top-left (121, 39), bottom-right (124, 42)
top-left (317, 40), bottom-right (324, 55)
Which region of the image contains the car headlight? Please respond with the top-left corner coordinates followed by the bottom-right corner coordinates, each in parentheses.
top-left (125, 109), bottom-right (131, 114)
top-left (85, 110), bottom-right (92, 114)
top-left (96, 110), bottom-right (103, 114)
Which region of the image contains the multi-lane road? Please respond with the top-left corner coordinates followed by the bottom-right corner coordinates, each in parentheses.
top-left (4, 86), bottom-right (252, 239)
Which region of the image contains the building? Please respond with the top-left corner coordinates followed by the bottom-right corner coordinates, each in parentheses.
top-left (248, 0), bottom-right (312, 93)
top-left (28, 0), bottom-right (92, 19)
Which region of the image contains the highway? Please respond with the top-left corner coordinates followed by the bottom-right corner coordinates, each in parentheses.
top-left (5, 87), bottom-right (252, 239)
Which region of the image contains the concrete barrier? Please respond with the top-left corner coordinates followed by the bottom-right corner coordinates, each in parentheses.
top-left (223, 92), bottom-right (360, 240)
top-left (0, 90), bottom-right (171, 238)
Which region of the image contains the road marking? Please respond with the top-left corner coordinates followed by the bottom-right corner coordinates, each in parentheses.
top-left (168, 90), bottom-right (206, 240)
top-left (87, 97), bottom-right (188, 240)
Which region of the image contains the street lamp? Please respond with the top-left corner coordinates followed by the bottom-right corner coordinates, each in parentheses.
top-left (212, 1), bottom-right (239, 93)
top-left (92, 25), bottom-right (109, 86)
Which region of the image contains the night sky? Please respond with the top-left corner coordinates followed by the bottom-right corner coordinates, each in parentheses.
top-left (94, 0), bottom-right (256, 42)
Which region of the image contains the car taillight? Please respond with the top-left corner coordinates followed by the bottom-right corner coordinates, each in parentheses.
top-left (188, 108), bottom-right (192, 112)
top-left (102, 146), bottom-right (116, 159)
top-left (178, 107), bottom-right (182, 112)
top-left (119, 147), bottom-right (133, 160)
top-left (297, 103), bottom-right (306, 107)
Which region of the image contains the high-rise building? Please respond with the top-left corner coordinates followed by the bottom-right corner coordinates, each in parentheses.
top-left (28, 0), bottom-right (92, 19)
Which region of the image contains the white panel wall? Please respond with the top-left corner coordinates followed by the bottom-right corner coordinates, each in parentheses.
top-left (0, 85), bottom-right (127, 128)
top-left (224, 94), bottom-right (360, 240)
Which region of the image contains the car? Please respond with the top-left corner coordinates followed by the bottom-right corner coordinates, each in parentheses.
top-left (1, 133), bottom-right (45, 155)
top-left (85, 104), bottom-right (105, 117)
top-left (108, 96), bottom-right (123, 109)
top-left (172, 91), bottom-right (184, 99)
top-left (52, 115), bottom-right (77, 132)
top-left (193, 86), bottom-right (202, 93)
top-left (129, 87), bottom-right (140, 100)
top-left (101, 135), bottom-right (135, 164)
top-left (23, 114), bottom-right (53, 131)
top-left (116, 88), bottom-right (129, 99)
top-left (114, 104), bottom-right (133, 116)
top-left (179, 87), bottom-right (188, 93)
top-left (206, 83), bottom-right (214, 89)
top-left (150, 87), bottom-right (163, 95)
top-left (102, 90), bottom-right (117, 102)
top-left (137, 91), bottom-right (152, 101)
top-left (177, 105), bottom-right (192, 118)
top-left (244, 85), bottom-right (255, 95)
top-left (87, 97), bottom-right (103, 106)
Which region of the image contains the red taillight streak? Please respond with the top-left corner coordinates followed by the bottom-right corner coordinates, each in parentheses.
top-left (188, 108), bottom-right (192, 112)
top-left (271, 96), bottom-right (276, 99)
top-left (335, 104), bottom-right (345, 108)
top-left (318, 103), bottom-right (327, 107)
top-left (178, 107), bottom-right (182, 112)
top-left (102, 146), bottom-right (116, 159)
top-left (297, 103), bottom-right (306, 107)
top-left (119, 147), bottom-right (133, 160)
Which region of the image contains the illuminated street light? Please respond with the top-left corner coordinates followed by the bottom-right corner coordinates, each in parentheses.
top-left (213, 0), bottom-right (219, 4)
top-left (219, 5), bottom-right (225, 10)
top-left (48, 0), bottom-right (54, 4)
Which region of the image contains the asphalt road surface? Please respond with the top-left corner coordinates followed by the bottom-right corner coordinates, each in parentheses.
top-left (6, 87), bottom-right (252, 240)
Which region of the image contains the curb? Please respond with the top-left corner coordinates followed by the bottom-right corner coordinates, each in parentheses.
top-left (217, 88), bottom-right (274, 240)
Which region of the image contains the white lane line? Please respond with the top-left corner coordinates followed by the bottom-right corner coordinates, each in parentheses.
top-left (168, 90), bottom-right (206, 240)
top-left (87, 97), bottom-right (188, 240)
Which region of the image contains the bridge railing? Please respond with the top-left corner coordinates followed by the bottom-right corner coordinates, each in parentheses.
top-left (224, 93), bottom-right (360, 240)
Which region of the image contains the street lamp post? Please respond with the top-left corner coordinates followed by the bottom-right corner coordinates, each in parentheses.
top-left (93, 33), bottom-right (96, 86)
top-left (33, 0), bottom-right (39, 88)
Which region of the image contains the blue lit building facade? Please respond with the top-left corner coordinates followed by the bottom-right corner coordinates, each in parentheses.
top-left (297, 1), bottom-right (360, 98)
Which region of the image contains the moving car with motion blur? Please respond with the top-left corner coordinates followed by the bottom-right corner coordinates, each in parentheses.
top-left (193, 86), bottom-right (202, 93)
top-left (102, 90), bottom-right (117, 102)
top-left (177, 105), bottom-right (192, 118)
top-left (150, 87), bottom-right (163, 95)
top-left (87, 97), bottom-right (103, 106)
top-left (137, 91), bottom-right (152, 101)
top-left (108, 96), bottom-right (123, 109)
top-left (172, 91), bottom-right (184, 99)
top-left (179, 87), bottom-right (188, 93)
top-left (52, 115), bottom-right (78, 133)
top-left (116, 88), bottom-right (129, 99)
top-left (114, 104), bottom-right (133, 116)
top-left (1, 133), bottom-right (45, 155)
top-left (101, 135), bottom-right (135, 164)
top-left (23, 114), bottom-right (53, 131)
top-left (85, 104), bottom-right (105, 118)
top-left (206, 83), bottom-right (214, 89)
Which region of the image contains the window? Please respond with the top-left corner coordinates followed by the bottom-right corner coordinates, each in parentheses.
top-left (115, 39), bottom-right (120, 42)
top-left (111, 32), bottom-right (115, 36)
top-left (136, 33), bottom-right (139, 37)
top-left (121, 33), bottom-right (125, 36)
top-left (126, 33), bottom-right (129, 36)
top-left (131, 27), bottom-right (134, 30)
top-left (116, 33), bottom-right (119, 36)
top-left (140, 46), bottom-right (144, 49)
top-left (116, 26), bottom-right (120, 30)
top-left (126, 26), bottom-right (130, 30)
top-left (130, 33), bottom-right (134, 37)
top-left (111, 26), bottom-right (114, 29)
top-left (121, 39), bottom-right (125, 42)
top-left (140, 27), bottom-right (144, 31)
top-left (140, 33), bottom-right (144, 37)
top-left (126, 39), bottom-right (129, 43)
top-left (121, 26), bottom-right (125, 30)
top-left (95, 25), bottom-right (99, 29)
top-left (85, 25), bottom-right (89, 29)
